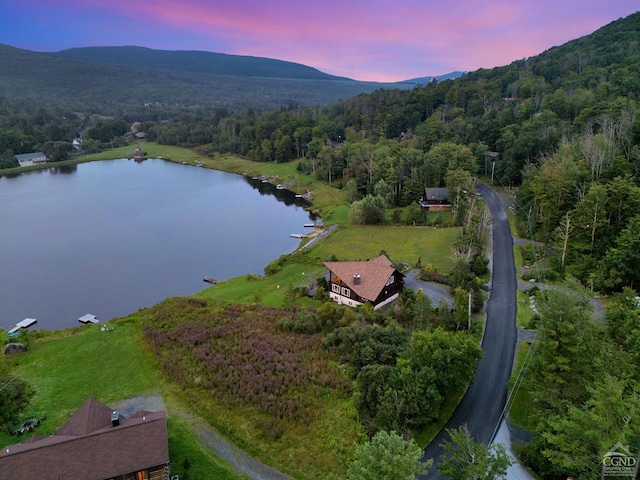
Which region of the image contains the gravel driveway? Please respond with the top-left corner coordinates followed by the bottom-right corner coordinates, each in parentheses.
top-left (403, 270), bottom-right (453, 308)
top-left (114, 392), bottom-right (293, 480)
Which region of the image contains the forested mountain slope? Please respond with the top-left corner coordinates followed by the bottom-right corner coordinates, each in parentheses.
top-left (52, 46), bottom-right (349, 80)
top-left (0, 43), bottom-right (403, 114)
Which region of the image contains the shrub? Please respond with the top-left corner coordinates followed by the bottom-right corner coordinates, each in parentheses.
top-left (418, 268), bottom-right (450, 285)
top-left (521, 268), bottom-right (559, 282)
top-left (519, 243), bottom-right (544, 266)
top-left (0, 376), bottom-right (35, 423)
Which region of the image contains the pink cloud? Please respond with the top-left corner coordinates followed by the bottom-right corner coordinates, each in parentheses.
top-left (2, 0), bottom-right (638, 81)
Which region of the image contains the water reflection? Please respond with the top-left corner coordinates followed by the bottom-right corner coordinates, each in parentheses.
top-left (49, 165), bottom-right (78, 174)
top-left (244, 176), bottom-right (318, 213)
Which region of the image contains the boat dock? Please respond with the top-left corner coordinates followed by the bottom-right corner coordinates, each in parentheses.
top-left (79, 313), bottom-right (99, 324)
top-left (290, 233), bottom-right (305, 238)
top-left (203, 277), bottom-right (218, 284)
top-left (9, 318), bottom-right (37, 334)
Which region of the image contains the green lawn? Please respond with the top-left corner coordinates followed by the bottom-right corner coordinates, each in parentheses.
top-left (196, 262), bottom-right (325, 306)
top-left (11, 320), bottom-right (162, 429)
top-left (308, 224), bottom-right (460, 273)
top-left (167, 417), bottom-right (240, 480)
top-left (196, 223), bottom-right (461, 308)
top-left (0, 320), bottom-right (242, 480)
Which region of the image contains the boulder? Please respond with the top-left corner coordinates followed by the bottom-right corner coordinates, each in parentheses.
top-left (4, 342), bottom-right (27, 355)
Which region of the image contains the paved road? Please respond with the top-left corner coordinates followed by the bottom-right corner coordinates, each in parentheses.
top-left (420, 183), bottom-right (518, 479)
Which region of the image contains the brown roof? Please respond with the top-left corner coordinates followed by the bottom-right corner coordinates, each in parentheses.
top-left (323, 254), bottom-right (401, 302)
top-left (56, 396), bottom-right (118, 436)
top-left (0, 398), bottom-right (169, 480)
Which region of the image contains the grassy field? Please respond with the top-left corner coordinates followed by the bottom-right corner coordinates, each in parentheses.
top-left (196, 223), bottom-right (460, 308)
top-left (307, 224), bottom-right (460, 272)
top-left (196, 262), bottom-right (325, 306)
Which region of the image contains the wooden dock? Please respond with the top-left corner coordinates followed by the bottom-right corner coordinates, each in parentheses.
top-left (8, 318), bottom-right (37, 334)
top-left (79, 313), bottom-right (99, 324)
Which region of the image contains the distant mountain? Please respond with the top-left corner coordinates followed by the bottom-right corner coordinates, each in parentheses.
top-left (0, 42), bottom-right (464, 114)
top-left (0, 43), bottom-right (393, 113)
top-left (402, 71), bottom-right (467, 85)
top-left (51, 46), bottom-right (351, 81)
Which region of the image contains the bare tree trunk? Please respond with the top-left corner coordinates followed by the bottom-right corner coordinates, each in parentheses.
top-left (559, 212), bottom-right (572, 269)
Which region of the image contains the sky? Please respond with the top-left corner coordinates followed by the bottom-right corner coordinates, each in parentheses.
top-left (1, 1), bottom-right (638, 82)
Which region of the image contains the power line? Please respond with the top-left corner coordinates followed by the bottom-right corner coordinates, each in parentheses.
top-left (490, 334), bottom-right (538, 443)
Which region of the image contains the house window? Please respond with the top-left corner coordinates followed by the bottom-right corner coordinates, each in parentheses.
top-left (332, 284), bottom-right (341, 293)
top-left (137, 471), bottom-right (149, 480)
top-left (386, 275), bottom-right (394, 286)
top-left (341, 287), bottom-right (350, 297)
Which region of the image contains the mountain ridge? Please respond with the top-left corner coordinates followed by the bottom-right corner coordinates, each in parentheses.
top-left (50, 45), bottom-right (354, 81)
top-left (0, 42), bottom-right (460, 113)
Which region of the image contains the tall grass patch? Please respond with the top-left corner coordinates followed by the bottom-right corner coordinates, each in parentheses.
top-left (142, 297), bottom-right (362, 479)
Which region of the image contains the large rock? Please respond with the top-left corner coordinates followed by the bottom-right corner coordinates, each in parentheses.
top-left (4, 342), bottom-right (27, 355)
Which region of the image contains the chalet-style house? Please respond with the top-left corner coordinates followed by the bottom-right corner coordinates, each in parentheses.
top-left (0, 397), bottom-right (170, 480)
top-left (14, 152), bottom-right (48, 167)
top-left (323, 254), bottom-right (404, 310)
top-left (418, 187), bottom-right (451, 211)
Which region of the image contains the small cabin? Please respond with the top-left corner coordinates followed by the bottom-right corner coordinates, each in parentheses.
top-left (419, 187), bottom-right (451, 211)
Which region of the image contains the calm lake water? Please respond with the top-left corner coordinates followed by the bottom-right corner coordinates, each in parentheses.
top-left (0, 159), bottom-right (317, 332)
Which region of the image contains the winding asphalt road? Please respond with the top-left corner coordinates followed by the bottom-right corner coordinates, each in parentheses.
top-left (420, 183), bottom-right (518, 479)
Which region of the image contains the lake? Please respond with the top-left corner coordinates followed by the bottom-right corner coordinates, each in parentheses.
top-left (0, 159), bottom-right (317, 332)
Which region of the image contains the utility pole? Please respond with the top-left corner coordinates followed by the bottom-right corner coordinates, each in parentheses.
top-left (468, 291), bottom-right (472, 331)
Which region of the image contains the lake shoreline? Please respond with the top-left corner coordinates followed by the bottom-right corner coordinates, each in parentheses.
top-left (1, 157), bottom-right (317, 333)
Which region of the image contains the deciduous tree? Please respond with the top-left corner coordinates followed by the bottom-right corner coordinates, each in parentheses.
top-left (438, 424), bottom-right (511, 480)
top-left (346, 430), bottom-right (431, 480)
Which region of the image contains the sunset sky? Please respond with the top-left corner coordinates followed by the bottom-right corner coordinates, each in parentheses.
top-left (1, 1), bottom-right (637, 82)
